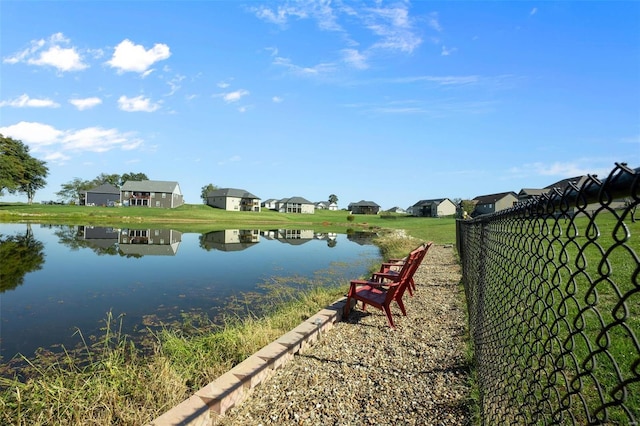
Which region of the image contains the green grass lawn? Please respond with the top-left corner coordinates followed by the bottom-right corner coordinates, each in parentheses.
top-left (464, 210), bottom-right (639, 423)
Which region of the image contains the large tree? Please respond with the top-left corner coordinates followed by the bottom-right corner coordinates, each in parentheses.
top-left (120, 172), bottom-right (149, 186)
top-left (93, 173), bottom-right (122, 187)
top-left (0, 134), bottom-right (49, 204)
top-left (56, 178), bottom-right (93, 204)
top-left (201, 183), bottom-right (219, 203)
top-left (329, 194), bottom-right (338, 204)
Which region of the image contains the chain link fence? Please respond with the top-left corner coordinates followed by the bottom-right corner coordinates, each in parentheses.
top-left (457, 163), bottom-right (639, 425)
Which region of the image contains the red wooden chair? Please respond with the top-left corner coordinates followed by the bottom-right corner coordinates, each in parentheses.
top-left (373, 242), bottom-right (433, 296)
top-left (343, 245), bottom-right (424, 329)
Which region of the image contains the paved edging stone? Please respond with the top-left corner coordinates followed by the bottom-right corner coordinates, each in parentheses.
top-left (147, 298), bottom-right (353, 425)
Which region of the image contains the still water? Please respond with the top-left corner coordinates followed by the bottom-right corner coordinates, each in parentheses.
top-left (0, 223), bottom-right (380, 361)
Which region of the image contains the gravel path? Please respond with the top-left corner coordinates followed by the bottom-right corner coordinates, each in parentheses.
top-left (214, 244), bottom-right (471, 426)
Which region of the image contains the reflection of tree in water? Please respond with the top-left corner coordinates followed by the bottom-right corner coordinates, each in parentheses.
top-left (0, 224), bottom-right (45, 292)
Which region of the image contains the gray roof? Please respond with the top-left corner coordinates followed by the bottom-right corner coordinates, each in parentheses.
top-left (348, 200), bottom-right (380, 207)
top-left (85, 183), bottom-right (120, 194)
top-left (121, 180), bottom-right (181, 194)
top-left (473, 191), bottom-right (517, 204)
top-left (412, 198), bottom-right (451, 207)
top-left (279, 196), bottom-right (313, 204)
top-left (518, 188), bottom-right (548, 197)
top-left (544, 175), bottom-right (588, 192)
top-left (207, 188), bottom-right (259, 199)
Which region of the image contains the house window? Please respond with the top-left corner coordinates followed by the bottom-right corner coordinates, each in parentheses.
top-left (125, 191), bottom-right (130, 196)
top-left (162, 193), bottom-right (166, 198)
top-left (155, 201), bottom-right (161, 207)
top-left (151, 192), bottom-right (155, 198)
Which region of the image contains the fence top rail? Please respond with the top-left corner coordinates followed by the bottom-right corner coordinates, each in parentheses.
top-left (461, 162), bottom-right (638, 223)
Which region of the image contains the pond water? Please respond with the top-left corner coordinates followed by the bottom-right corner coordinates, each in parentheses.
top-left (0, 223), bottom-right (381, 361)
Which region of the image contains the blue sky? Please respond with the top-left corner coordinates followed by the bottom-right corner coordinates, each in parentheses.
top-left (1, 1), bottom-right (638, 209)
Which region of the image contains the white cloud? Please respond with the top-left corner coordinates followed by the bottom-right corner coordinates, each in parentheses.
top-left (441, 46), bottom-right (457, 56)
top-left (217, 81), bottom-right (231, 89)
top-left (69, 97), bottom-right (102, 110)
top-left (165, 74), bottom-right (185, 96)
top-left (427, 12), bottom-right (443, 32)
top-left (0, 94), bottom-right (60, 108)
top-left (342, 49), bottom-right (368, 69)
top-left (272, 96), bottom-right (283, 103)
top-left (0, 121), bottom-right (143, 160)
top-left (254, 2), bottom-right (421, 57)
top-left (221, 89), bottom-right (249, 103)
top-left (42, 151), bottom-right (71, 164)
top-left (273, 56), bottom-right (336, 76)
top-left (0, 121), bottom-right (62, 147)
top-left (3, 32), bottom-right (88, 72)
top-left (107, 39), bottom-right (171, 74)
top-left (365, 5), bottom-right (422, 53)
top-left (251, 4), bottom-right (308, 25)
top-left (530, 8), bottom-right (538, 16)
top-left (62, 127), bottom-right (143, 152)
top-left (118, 95), bottom-right (161, 112)
top-left (30, 45), bottom-right (87, 72)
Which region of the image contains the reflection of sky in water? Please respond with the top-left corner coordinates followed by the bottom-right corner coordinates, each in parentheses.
top-left (0, 224), bottom-right (380, 360)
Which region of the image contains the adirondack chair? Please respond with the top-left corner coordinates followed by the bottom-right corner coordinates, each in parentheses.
top-left (344, 245), bottom-right (424, 329)
top-left (373, 242), bottom-right (433, 296)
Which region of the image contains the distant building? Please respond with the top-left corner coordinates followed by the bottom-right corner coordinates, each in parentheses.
top-left (206, 188), bottom-right (261, 212)
top-left (411, 198), bottom-right (457, 217)
top-left (348, 200), bottom-right (381, 215)
top-left (121, 180), bottom-right (184, 208)
top-left (386, 206), bottom-right (406, 214)
top-left (472, 191), bottom-right (518, 216)
top-left (261, 199), bottom-right (278, 210)
top-left (83, 183), bottom-right (120, 206)
top-left (276, 197), bottom-right (315, 214)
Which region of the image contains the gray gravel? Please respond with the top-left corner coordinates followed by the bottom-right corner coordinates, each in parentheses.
top-left (214, 244), bottom-right (471, 426)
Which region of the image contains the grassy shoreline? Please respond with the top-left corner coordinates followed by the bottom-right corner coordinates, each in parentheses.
top-left (0, 204), bottom-right (452, 425)
top-left (0, 202), bottom-right (458, 243)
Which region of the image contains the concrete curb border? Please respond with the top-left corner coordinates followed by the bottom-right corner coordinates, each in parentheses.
top-left (147, 297), bottom-right (351, 426)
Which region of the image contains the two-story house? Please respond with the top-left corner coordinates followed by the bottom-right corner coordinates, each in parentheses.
top-left (206, 188), bottom-right (261, 212)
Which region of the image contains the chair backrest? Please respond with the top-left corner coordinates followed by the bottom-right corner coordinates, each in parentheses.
top-left (382, 247), bottom-right (422, 303)
top-left (392, 242), bottom-right (433, 300)
top-left (415, 242), bottom-right (433, 268)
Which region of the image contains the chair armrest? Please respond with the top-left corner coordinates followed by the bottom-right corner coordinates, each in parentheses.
top-left (371, 271), bottom-right (400, 282)
top-left (350, 279), bottom-right (388, 288)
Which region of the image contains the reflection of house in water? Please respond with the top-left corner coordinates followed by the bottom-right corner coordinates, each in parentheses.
top-left (79, 226), bottom-right (119, 250)
top-left (261, 229), bottom-right (315, 245)
top-left (201, 229), bottom-right (260, 251)
top-left (118, 228), bottom-right (182, 256)
top-left (346, 231), bottom-right (378, 245)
